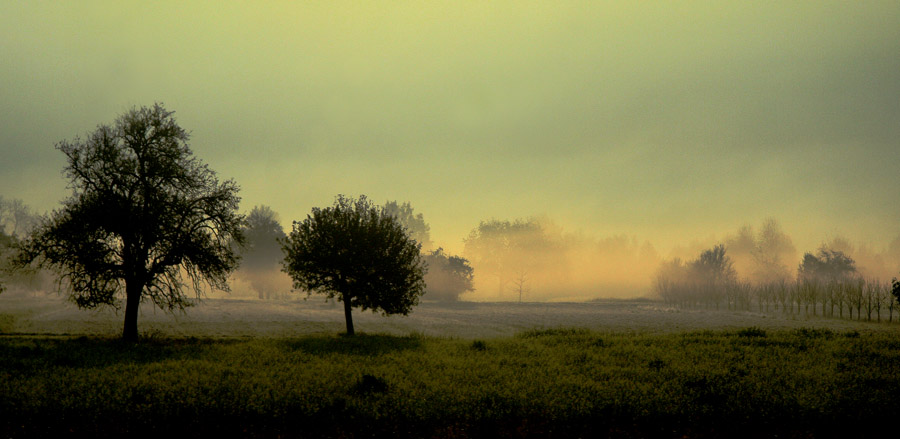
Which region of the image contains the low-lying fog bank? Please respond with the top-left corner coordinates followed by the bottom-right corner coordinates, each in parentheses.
top-left (2, 293), bottom-right (894, 339)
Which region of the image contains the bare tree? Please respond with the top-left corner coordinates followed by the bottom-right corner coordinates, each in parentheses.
top-left (510, 270), bottom-right (529, 303)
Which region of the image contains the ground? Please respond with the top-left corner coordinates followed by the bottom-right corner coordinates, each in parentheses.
top-left (1, 292), bottom-right (894, 338)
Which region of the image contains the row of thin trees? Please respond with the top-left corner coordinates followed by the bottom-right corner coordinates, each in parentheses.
top-left (655, 244), bottom-right (900, 323)
top-left (658, 277), bottom-right (900, 322)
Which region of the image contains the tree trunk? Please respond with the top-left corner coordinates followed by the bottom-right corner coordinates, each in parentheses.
top-left (123, 279), bottom-right (142, 342)
top-left (342, 291), bottom-right (355, 336)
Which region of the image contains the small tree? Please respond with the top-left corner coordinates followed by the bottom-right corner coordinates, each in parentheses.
top-left (15, 104), bottom-right (244, 341)
top-left (510, 270), bottom-right (529, 303)
top-left (282, 195), bottom-right (426, 335)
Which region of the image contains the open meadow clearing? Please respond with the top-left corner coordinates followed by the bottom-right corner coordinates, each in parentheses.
top-left (3, 294), bottom-right (900, 438)
top-left (2, 294), bottom-right (896, 338)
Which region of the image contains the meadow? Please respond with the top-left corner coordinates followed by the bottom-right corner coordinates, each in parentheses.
top-left (2, 297), bottom-right (900, 438)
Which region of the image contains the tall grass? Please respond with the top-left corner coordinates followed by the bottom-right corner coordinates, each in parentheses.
top-left (2, 329), bottom-right (899, 438)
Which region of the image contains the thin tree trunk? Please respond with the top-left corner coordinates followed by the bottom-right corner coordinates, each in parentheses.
top-left (123, 279), bottom-right (142, 342)
top-left (342, 291), bottom-right (355, 335)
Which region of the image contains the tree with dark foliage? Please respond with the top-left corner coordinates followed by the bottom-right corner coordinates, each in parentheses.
top-left (282, 195), bottom-right (426, 335)
top-left (16, 104), bottom-right (244, 342)
top-left (798, 248), bottom-right (857, 282)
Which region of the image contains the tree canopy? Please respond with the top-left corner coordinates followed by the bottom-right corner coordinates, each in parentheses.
top-left (798, 247), bottom-right (857, 283)
top-left (692, 244), bottom-right (737, 285)
top-left (16, 103), bottom-right (244, 341)
top-left (654, 244), bottom-right (737, 307)
top-left (282, 195), bottom-right (426, 335)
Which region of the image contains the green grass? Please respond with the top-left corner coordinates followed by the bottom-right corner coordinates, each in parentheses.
top-left (2, 328), bottom-right (899, 438)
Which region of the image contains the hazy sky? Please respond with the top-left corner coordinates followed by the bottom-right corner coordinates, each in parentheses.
top-left (2, 1), bottom-right (899, 256)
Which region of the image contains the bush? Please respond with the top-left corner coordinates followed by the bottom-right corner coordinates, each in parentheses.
top-left (737, 327), bottom-right (767, 338)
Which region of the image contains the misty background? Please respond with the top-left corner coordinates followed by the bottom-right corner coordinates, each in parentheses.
top-left (2, 2), bottom-right (899, 301)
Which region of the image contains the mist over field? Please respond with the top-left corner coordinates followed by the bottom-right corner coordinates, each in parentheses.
top-left (1, 2), bottom-right (899, 304)
top-left (4, 6), bottom-right (900, 437)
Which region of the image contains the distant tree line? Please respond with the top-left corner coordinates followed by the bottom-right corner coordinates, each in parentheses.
top-left (656, 241), bottom-right (900, 323)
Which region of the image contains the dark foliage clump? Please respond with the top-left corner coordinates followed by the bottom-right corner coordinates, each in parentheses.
top-left (282, 195), bottom-right (426, 335)
top-left (353, 374), bottom-right (389, 395)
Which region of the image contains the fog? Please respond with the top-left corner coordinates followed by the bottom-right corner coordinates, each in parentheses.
top-left (2, 2), bottom-right (900, 302)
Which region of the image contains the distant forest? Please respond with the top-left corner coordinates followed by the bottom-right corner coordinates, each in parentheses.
top-left (5, 194), bottom-right (900, 303)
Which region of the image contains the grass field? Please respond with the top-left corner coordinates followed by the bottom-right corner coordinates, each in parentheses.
top-left (1, 294), bottom-right (893, 338)
top-left (2, 296), bottom-right (900, 437)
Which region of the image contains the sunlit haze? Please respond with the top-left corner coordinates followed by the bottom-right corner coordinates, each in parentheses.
top-left (2, 2), bottom-right (899, 299)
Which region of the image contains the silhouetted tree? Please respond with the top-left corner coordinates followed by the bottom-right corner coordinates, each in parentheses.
top-left (798, 248), bottom-right (856, 283)
top-left (383, 200), bottom-right (433, 251)
top-left (15, 104), bottom-right (244, 342)
top-left (236, 205), bottom-right (289, 299)
top-left (422, 247), bottom-right (474, 301)
top-left (282, 195), bottom-right (426, 335)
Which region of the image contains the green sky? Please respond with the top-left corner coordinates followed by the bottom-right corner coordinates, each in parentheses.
top-left (2, 1), bottom-right (899, 256)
